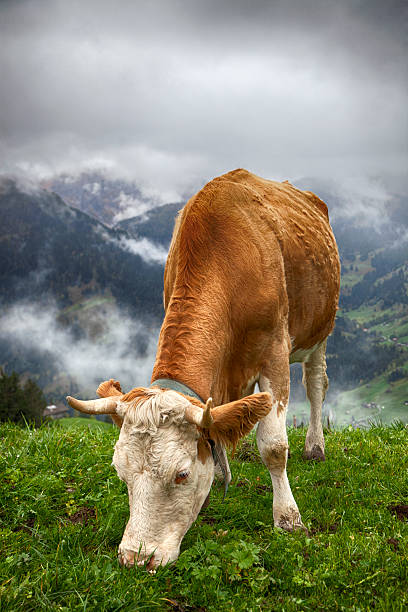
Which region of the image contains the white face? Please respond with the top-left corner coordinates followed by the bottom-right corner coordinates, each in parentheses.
top-left (112, 390), bottom-right (214, 569)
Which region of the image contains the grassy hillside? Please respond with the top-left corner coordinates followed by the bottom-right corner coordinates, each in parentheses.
top-left (320, 244), bottom-right (408, 426)
top-left (1, 421), bottom-right (407, 611)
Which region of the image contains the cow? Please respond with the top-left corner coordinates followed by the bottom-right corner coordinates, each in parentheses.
top-left (67, 168), bottom-right (340, 570)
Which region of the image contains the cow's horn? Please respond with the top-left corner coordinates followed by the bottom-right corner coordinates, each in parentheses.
top-left (185, 397), bottom-right (214, 428)
top-left (66, 396), bottom-right (118, 414)
top-left (202, 397), bottom-right (214, 427)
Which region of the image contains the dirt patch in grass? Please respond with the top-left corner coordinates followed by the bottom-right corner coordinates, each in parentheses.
top-left (309, 522), bottom-right (339, 535)
top-left (387, 537), bottom-right (399, 551)
top-left (3, 478), bottom-right (16, 490)
top-left (14, 516), bottom-right (35, 533)
top-left (236, 478), bottom-right (251, 488)
top-left (234, 439), bottom-right (261, 463)
top-left (165, 599), bottom-right (206, 612)
top-left (199, 515), bottom-right (217, 525)
top-left (236, 478), bottom-right (271, 493)
top-left (387, 504), bottom-right (408, 521)
top-left (66, 506), bottom-right (96, 526)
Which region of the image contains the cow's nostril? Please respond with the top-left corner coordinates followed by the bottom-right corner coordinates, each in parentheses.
top-left (118, 548), bottom-right (135, 567)
top-left (118, 545), bottom-right (157, 571)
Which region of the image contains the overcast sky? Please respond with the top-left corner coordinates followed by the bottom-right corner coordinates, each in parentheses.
top-left (0, 0), bottom-right (406, 200)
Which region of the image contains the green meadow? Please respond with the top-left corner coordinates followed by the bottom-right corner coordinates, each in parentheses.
top-left (1, 420), bottom-right (407, 611)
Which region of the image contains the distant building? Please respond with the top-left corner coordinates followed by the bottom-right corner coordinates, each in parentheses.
top-left (43, 404), bottom-right (69, 420)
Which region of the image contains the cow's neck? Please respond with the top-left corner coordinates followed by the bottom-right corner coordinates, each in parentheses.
top-left (151, 290), bottom-right (227, 403)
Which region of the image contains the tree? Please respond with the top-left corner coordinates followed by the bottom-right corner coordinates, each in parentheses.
top-left (387, 368), bottom-right (405, 383)
top-left (0, 369), bottom-right (46, 425)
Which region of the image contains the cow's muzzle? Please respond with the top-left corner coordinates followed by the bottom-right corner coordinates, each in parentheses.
top-left (118, 547), bottom-right (157, 572)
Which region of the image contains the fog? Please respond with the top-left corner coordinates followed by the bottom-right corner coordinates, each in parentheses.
top-left (294, 174), bottom-right (405, 231)
top-left (113, 192), bottom-right (157, 224)
top-left (98, 226), bottom-right (168, 264)
top-left (116, 235), bottom-right (168, 264)
top-left (0, 301), bottom-right (160, 398)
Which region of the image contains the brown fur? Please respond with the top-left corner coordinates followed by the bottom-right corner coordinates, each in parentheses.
top-left (120, 387), bottom-right (148, 404)
top-left (96, 379), bottom-right (123, 398)
top-left (96, 379), bottom-right (125, 428)
top-left (152, 169), bottom-right (340, 405)
top-left (208, 392), bottom-right (272, 451)
top-left (197, 437), bottom-right (212, 464)
top-left (150, 388), bottom-right (272, 451)
top-left (96, 170), bottom-right (339, 440)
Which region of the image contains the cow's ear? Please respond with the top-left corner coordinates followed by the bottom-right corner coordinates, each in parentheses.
top-left (96, 379), bottom-right (124, 428)
top-left (209, 392), bottom-right (272, 450)
top-left (96, 379), bottom-right (123, 398)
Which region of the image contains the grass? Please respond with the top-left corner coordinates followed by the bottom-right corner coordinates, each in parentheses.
top-left (340, 257), bottom-right (374, 291)
top-left (354, 304), bottom-right (408, 345)
top-left (55, 417), bottom-right (114, 431)
top-left (1, 421), bottom-right (407, 611)
top-left (328, 374), bottom-right (408, 426)
top-left (340, 305), bottom-right (380, 325)
top-left (62, 296), bottom-right (116, 315)
top-left (333, 300), bottom-right (408, 426)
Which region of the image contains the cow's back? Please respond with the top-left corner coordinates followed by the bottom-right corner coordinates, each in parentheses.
top-left (165, 168), bottom-right (340, 361)
top-left (218, 169), bottom-right (340, 352)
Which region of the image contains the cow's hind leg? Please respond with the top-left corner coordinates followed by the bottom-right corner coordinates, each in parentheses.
top-left (257, 343), bottom-right (304, 532)
top-left (302, 340), bottom-right (328, 461)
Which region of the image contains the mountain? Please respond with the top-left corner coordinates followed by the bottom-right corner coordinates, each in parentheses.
top-left (115, 201), bottom-right (182, 246)
top-left (43, 171), bottom-right (183, 246)
top-left (41, 172), bottom-right (157, 226)
top-left (0, 177), bottom-right (166, 403)
top-left (0, 177), bottom-right (164, 316)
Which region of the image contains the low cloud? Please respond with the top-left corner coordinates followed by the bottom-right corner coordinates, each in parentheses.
top-left (116, 235), bottom-right (168, 265)
top-left (0, 172), bottom-right (42, 196)
top-left (96, 226), bottom-right (168, 264)
top-left (0, 301), bottom-right (160, 398)
top-left (113, 191), bottom-right (156, 224)
top-left (326, 176), bottom-right (393, 229)
top-left (294, 174), bottom-right (403, 232)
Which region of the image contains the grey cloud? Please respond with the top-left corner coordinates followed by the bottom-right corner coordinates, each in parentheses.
top-left (106, 231), bottom-right (168, 264)
top-left (0, 0), bottom-right (406, 198)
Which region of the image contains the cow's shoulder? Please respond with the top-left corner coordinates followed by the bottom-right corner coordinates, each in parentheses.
top-left (296, 189), bottom-right (329, 219)
top-left (200, 169), bottom-right (329, 221)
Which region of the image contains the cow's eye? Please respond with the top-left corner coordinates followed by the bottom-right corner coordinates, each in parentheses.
top-left (175, 470), bottom-right (189, 484)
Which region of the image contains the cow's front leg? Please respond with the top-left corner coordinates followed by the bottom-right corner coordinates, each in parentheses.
top-left (257, 370), bottom-right (304, 532)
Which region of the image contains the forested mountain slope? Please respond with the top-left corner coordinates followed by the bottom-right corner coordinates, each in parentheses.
top-left (0, 178), bottom-right (163, 316)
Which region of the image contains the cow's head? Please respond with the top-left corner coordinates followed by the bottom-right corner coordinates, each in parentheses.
top-left (67, 380), bottom-right (271, 569)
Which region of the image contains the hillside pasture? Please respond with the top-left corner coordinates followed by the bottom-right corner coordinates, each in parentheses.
top-left (0, 421), bottom-right (407, 611)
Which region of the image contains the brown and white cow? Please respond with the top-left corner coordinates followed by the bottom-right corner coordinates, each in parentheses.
top-left (67, 169), bottom-right (340, 569)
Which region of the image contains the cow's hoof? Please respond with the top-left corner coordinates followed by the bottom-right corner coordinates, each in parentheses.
top-left (303, 444), bottom-right (325, 461)
top-left (275, 509), bottom-right (306, 533)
